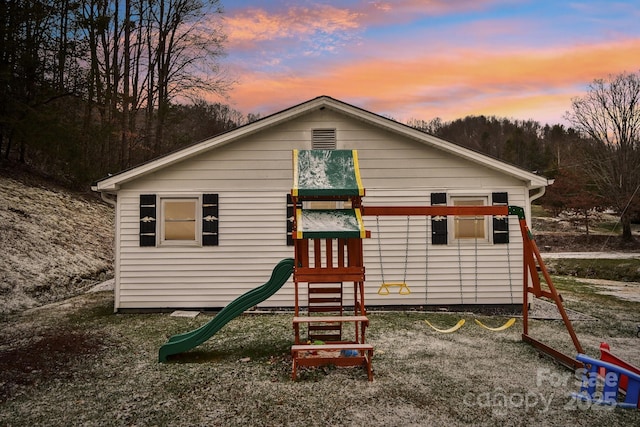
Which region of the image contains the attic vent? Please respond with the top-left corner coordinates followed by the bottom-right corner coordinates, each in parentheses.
top-left (312, 128), bottom-right (337, 149)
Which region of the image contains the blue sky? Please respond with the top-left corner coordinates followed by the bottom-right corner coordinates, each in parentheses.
top-left (214, 0), bottom-right (640, 125)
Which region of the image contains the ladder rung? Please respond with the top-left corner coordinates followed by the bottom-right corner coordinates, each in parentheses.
top-left (309, 324), bottom-right (343, 331)
top-left (308, 306), bottom-right (344, 313)
top-left (309, 297), bottom-right (342, 304)
top-left (308, 288), bottom-right (343, 294)
top-left (308, 333), bottom-right (343, 342)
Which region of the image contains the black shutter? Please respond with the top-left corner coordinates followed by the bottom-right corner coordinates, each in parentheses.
top-left (202, 194), bottom-right (219, 246)
top-left (139, 194), bottom-right (157, 247)
top-left (431, 192), bottom-right (447, 245)
top-left (492, 192), bottom-right (509, 244)
top-left (286, 194), bottom-right (302, 246)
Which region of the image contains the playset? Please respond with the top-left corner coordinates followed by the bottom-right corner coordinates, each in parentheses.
top-left (157, 149), bottom-right (637, 406)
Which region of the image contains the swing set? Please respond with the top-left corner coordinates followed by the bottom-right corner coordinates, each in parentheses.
top-left (363, 204), bottom-right (584, 370)
top-left (289, 149), bottom-right (584, 380)
top-left (374, 213), bottom-right (517, 333)
top-left (375, 216), bottom-right (411, 296)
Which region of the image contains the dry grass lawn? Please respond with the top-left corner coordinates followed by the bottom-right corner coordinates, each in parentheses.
top-left (1, 276), bottom-right (639, 427)
top-left (1, 174), bottom-right (639, 425)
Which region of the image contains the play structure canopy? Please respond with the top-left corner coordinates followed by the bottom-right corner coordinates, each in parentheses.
top-left (292, 149), bottom-right (365, 197)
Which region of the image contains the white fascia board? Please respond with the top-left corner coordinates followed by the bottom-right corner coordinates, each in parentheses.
top-left (95, 95), bottom-right (548, 191)
top-left (322, 98), bottom-right (549, 189)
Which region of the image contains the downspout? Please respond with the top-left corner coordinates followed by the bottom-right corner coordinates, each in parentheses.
top-left (100, 191), bottom-right (117, 207)
top-left (526, 180), bottom-right (552, 229)
top-left (529, 184), bottom-right (548, 204)
top-left (530, 177), bottom-right (552, 204)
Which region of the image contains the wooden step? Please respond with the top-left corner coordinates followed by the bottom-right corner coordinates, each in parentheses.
top-left (291, 343), bottom-right (374, 381)
top-left (291, 343), bottom-right (373, 352)
top-left (293, 315), bottom-right (368, 324)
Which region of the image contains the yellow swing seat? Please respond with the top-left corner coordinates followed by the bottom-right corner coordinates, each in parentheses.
top-left (473, 318), bottom-right (516, 331)
top-left (424, 318), bottom-right (466, 333)
top-left (377, 283), bottom-right (411, 295)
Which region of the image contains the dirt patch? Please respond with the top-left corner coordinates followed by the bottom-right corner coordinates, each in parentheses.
top-left (0, 327), bottom-right (106, 402)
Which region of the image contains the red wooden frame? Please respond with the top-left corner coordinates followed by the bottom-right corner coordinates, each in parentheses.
top-left (361, 204), bottom-right (584, 370)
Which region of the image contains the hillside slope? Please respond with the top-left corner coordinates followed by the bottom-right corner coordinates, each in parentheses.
top-left (0, 174), bottom-right (114, 314)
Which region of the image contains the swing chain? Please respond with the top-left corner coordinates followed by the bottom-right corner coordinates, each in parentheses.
top-left (474, 217), bottom-right (478, 303)
top-left (456, 218), bottom-right (464, 305)
top-left (375, 216), bottom-right (385, 284)
top-left (506, 240), bottom-right (514, 304)
top-left (425, 217), bottom-right (429, 306)
top-left (402, 216), bottom-right (410, 283)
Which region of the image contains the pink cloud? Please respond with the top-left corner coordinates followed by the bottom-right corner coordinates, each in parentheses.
top-left (224, 5), bottom-right (362, 50)
top-left (223, 0), bottom-right (502, 50)
top-left (221, 37), bottom-right (640, 124)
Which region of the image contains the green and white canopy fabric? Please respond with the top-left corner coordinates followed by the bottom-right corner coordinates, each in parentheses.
top-left (292, 149), bottom-right (367, 239)
top-left (292, 149), bottom-right (365, 197)
top-left (295, 209), bottom-right (366, 239)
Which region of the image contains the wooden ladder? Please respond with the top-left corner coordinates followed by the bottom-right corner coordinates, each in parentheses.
top-left (307, 282), bottom-right (343, 342)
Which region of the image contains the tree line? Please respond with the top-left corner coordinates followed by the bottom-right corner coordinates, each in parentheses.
top-left (409, 71), bottom-right (640, 241)
top-left (0, 0), bottom-right (258, 186)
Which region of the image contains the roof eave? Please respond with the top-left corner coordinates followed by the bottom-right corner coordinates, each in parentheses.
top-left (93, 97), bottom-right (330, 192)
top-left (94, 95), bottom-right (549, 192)
top-left (318, 97), bottom-right (550, 189)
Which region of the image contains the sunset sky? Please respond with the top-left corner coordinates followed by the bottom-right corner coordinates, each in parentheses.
top-left (218, 0), bottom-right (640, 125)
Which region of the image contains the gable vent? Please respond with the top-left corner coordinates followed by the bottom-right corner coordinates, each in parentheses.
top-left (312, 128), bottom-right (337, 149)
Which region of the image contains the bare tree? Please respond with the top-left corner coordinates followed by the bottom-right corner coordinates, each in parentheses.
top-left (143, 0), bottom-right (227, 154)
top-left (566, 71), bottom-right (640, 241)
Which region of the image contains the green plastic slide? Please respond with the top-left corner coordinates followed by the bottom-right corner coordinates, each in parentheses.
top-left (158, 258), bottom-right (294, 362)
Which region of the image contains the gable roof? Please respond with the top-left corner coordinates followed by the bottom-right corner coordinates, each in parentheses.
top-left (93, 95), bottom-right (549, 192)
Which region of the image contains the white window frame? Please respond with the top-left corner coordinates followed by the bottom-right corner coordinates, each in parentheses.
top-left (159, 195), bottom-right (202, 247)
top-left (449, 194), bottom-right (490, 244)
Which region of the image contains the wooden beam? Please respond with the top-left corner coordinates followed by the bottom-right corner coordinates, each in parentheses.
top-left (522, 334), bottom-right (583, 371)
top-left (361, 205), bottom-right (510, 217)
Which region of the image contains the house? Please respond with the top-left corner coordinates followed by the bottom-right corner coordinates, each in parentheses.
top-left (92, 96), bottom-right (549, 312)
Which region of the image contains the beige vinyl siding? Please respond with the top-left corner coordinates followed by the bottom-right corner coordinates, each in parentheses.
top-left (117, 190), bottom-right (294, 309)
top-left (362, 190), bottom-right (524, 307)
top-left (113, 108), bottom-right (529, 310)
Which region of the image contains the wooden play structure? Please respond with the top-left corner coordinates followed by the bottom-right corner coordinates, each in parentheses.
top-left (290, 149), bottom-right (373, 380)
top-left (290, 149), bottom-right (587, 380)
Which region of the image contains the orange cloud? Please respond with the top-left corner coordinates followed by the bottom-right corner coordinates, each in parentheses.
top-left (222, 38), bottom-right (640, 124)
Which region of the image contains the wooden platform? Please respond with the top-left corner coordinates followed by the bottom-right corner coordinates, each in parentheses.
top-left (291, 343), bottom-right (374, 381)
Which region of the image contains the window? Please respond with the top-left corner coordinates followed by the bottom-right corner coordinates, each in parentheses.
top-left (139, 193), bottom-right (219, 247)
top-left (161, 198), bottom-right (199, 244)
top-left (430, 192), bottom-right (507, 245)
top-left (452, 197), bottom-right (488, 241)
